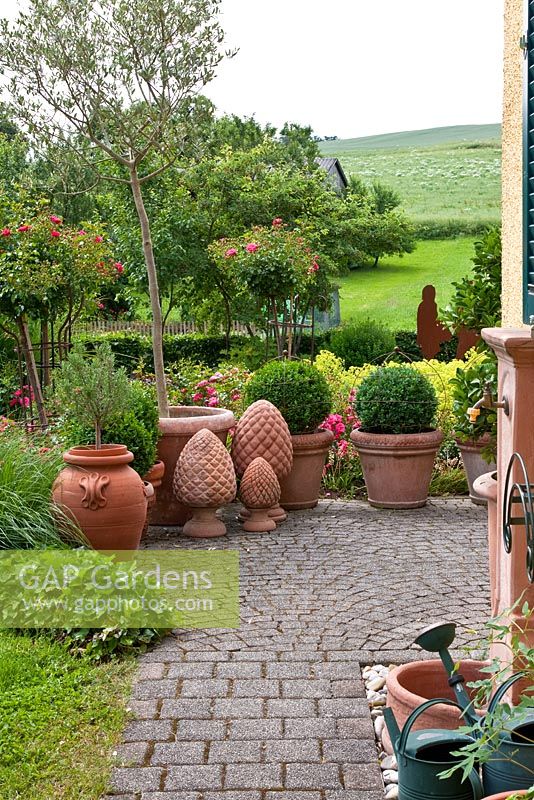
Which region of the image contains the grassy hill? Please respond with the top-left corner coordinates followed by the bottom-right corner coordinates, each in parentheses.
top-left (319, 125), bottom-right (501, 230)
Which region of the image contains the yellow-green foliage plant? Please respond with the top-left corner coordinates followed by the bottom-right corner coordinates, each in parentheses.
top-left (314, 349), bottom-right (482, 440)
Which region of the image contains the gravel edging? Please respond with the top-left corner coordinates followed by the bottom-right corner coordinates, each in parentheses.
top-left (363, 664), bottom-right (398, 799)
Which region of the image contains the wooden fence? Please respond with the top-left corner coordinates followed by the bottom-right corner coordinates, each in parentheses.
top-left (75, 320), bottom-right (255, 336)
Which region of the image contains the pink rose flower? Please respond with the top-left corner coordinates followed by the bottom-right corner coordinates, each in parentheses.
top-left (115, 262), bottom-right (124, 274)
top-left (192, 392), bottom-right (203, 402)
top-left (207, 397), bottom-right (219, 407)
top-left (97, 302), bottom-right (104, 309)
top-left (49, 215), bottom-right (62, 224)
top-left (94, 235), bottom-right (104, 243)
top-left (231, 392), bottom-right (241, 401)
top-left (272, 218), bottom-right (283, 227)
top-left (77, 230), bottom-right (87, 236)
top-left (197, 380), bottom-right (209, 388)
top-left (17, 224), bottom-right (30, 232)
top-left (1, 228), bottom-right (11, 236)
top-left (225, 248), bottom-right (238, 258)
top-left (246, 242), bottom-right (259, 253)
top-left (50, 230), bottom-right (61, 237)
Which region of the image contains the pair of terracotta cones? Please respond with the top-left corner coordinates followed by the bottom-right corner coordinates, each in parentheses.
top-left (172, 400), bottom-right (293, 537)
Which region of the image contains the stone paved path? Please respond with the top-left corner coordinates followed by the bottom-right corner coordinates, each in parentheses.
top-left (107, 498), bottom-right (490, 800)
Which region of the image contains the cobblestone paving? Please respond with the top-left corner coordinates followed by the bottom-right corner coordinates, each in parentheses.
top-left (107, 498), bottom-right (490, 800)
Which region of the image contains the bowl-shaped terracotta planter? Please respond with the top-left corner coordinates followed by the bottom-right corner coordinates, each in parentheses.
top-left (279, 429), bottom-right (334, 510)
top-left (152, 406), bottom-right (235, 526)
top-left (382, 658), bottom-right (488, 754)
top-left (53, 444), bottom-right (151, 549)
top-left (483, 793), bottom-right (529, 799)
top-left (455, 435), bottom-right (496, 505)
top-left (350, 428), bottom-right (443, 508)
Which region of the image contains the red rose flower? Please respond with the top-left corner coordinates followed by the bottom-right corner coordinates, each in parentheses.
top-left (94, 235), bottom-right (104, 243)
top-left (49, 215), bottom-right (62, 225)
top-left (50, 230), bottom-right (61, 238)
top-left (246, 243), bottom-right (259, 253)
top-left (1, 228), bottom-right (11, 237)
top-left (114, 262), bottom-right (124, 274)
top-left (17, 224), bottom-right (31, 232)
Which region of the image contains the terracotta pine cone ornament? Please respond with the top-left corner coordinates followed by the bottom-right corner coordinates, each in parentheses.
top-left (232, 399), bottom-right (292, 522)
top-left (239, 457), bottom-right (281, 533)
top-left (173, 428), bottom-right (236, 538)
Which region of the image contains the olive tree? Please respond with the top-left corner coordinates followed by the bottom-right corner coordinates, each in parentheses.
top-left (0, 0), bottom-right (231, 416)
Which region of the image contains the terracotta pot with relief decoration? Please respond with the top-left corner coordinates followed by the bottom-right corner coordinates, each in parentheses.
top-left (52, 444), bottom-right (152, 550)
top-left (173, 429), bottom-right (236, 538)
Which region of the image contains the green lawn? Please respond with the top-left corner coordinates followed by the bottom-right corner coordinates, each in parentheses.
top-left (337, 237), bottom-right (477, 330)
top-left (0, 632), bottom-right (135, 799)
top-left (320, 126), bottom-right (501, 227)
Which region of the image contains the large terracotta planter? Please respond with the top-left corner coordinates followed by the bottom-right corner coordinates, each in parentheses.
top-left (53, 444), bottom-right (151, 549)
top-left (350, 428), bottom-right (443, 508)
top-left (455, 435), bottom-right (496, 505)
top-left (152, 406), bottom-right (235, 526)
top-left (279, 429), bottom-right (334, 510)
top-left (382, 658), bottom-right (488, 754)
top-left (483, 793), bottom-right (529, 799)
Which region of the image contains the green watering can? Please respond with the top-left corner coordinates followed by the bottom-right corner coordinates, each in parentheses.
top-left (415, 622), bottom-right (534, 795)
top-left (384, 699), bottom-right (483, 800)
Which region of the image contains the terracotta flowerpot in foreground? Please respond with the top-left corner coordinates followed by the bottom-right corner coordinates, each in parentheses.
top-left (483, 793), bottom-right (529, 799)
top-left (350, 428), bottom-right (443, 509)
top-left (53, 444), bottom-right (151, 549)
top-left (382, 658), bottom-right (488, 754)
top-left (279, 429), bottom-right (334, 510)
top-left (152, 406), bottom-right (235, 526)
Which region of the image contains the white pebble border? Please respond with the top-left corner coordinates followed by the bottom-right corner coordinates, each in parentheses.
top-left (362, 663), bottom-right (399, 800)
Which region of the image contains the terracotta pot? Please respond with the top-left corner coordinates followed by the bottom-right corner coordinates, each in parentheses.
top-left (350, 428), bottom-right (443, 509)
top-left (382, 658), bottom-right (488, 754)
top-left (279, 429), bottom-right (334, 510)
top-left (455, 435), bottom-right (496, 505)
top-left (483, 793), bottom-right (529, 799)
top-left (144, 459), bottom-right (165, 493)
top-left (53, 444), bottom-right (151, 550)
top-left (152, 406), bottom-right (235, 526)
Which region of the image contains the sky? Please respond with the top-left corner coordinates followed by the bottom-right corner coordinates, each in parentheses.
top-left (206, 0), bottom-right (505, 139)
top-left (0, 0), bottom-right (505, 140)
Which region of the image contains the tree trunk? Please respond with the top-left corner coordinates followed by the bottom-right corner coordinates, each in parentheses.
top-left (40, 319), bottom-right (50, 387)
top-left (18, 315), bottom-right (48, 430)
top-left (129, 167), bottom-right (169, 417)
top-left (373, 256), bottom-right (379, 268)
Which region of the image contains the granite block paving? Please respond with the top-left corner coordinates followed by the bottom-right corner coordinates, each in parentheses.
top-left (106, 499), bottom-right (490, 798)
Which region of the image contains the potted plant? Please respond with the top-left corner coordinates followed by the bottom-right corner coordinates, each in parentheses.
top-left (350, 365), bottom-right (442, 508)
top-left (450, 354), bottom-right (497, 504)
top-left (244, 359), bottom-right (333, 509)
top-left (52, 342), bottom-right (152, 549)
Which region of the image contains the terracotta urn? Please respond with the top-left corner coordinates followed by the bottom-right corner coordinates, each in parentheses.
top-left (232, 399), bottom-right (292, 522)
top-left (53, 444), bottom-right (152, 550)
top-left (152, 406), bottom-right (235, 526)
top-left (173, 428), bottom-right (236, 538)
top-left (239, 457), bottom-right (280, 532)
top-left (381, 658), bottom-right (488, 754)
top-left (279, 429), bottom-right (334, 510)
top-left (350, 428), bottom-right (443, 509)
top-left (455, 435), bottom-right (496, 505)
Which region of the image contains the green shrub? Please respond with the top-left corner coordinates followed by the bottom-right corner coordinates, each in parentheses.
top-left (328, 320), bottom-right (396, 368)
top-left (414, 219), bottom-right (495, 240)
top-left (49, 626), bottom-right (170, 661)
top-left (355, 365), bottom-right (438, 434)
top-left (441, 227), bottom-right (502, 333)
top-left (58, 381), bottom-right (160, 477)
top-left (245, 359), bottom-right (332, 434)
top-left (449, 352), bottom-right (497, 459)
top-left (0, 429), bottom-right (81, 549)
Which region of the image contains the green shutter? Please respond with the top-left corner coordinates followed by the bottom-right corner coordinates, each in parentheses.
top-left (524, 0), bottom-right (534, 321)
